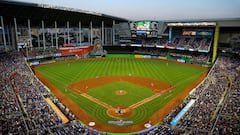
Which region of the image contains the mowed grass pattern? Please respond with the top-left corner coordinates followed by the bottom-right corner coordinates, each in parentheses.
top-left (88, 82), bottom-right (154, 106)
top-left (35, 57), bottom-right (207, 125)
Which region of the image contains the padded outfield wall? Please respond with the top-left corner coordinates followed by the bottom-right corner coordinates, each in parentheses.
top-left (34, 55), bottom-right (208, 133)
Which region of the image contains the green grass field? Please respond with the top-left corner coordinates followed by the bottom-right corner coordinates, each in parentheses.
top-left (88, 82), bottom-right (154, 106)
top-left (35, 57), bottom-right (207, 127)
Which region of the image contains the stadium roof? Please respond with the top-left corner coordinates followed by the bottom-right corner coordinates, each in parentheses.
top-left (0, 0), bottom-right (129, 27)
top-left (165, 18), bottom-right (240, 27)
top-left (0, 0), bottom-right (240, 28)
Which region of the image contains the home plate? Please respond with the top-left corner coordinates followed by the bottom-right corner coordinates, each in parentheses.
top-left (89, 122), bottom-right (95, 126)
top-left (144, 123), bottom-right (151, 128)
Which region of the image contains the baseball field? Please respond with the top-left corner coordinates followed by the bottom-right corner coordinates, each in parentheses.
top-left (34, 56), bottom-right (208, 134)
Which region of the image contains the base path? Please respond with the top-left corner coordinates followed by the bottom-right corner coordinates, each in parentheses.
top-left (35, 68), bottom-right (208, 133)
top-left (129, 86), bottom-right (175, 109)
top-left (81, 93), bottom-right (112, 109)
top-left (67, 76), bottom-right (172, 94)
top-left (71, 76), bottom-right (175, 119)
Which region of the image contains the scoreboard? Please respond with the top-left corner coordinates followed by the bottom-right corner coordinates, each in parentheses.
top-left (129, 21), bottom-right (159, 38)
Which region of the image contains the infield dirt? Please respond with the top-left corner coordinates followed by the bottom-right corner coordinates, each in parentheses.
top-left (34, 64), bottom-right (207, 133)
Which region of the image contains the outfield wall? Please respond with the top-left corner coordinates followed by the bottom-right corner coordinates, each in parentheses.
top-left (134, 54), bottom-right (167, 59)
top-left (106, 53), bottom-right (167, 60)
top-left (34, 55), bottom-right (208, 133)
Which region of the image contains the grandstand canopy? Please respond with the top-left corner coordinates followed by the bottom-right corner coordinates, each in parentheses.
top-left (0, 0), bottom-right (128, 27)
top-left (166, 18), bottom-right (240, 27)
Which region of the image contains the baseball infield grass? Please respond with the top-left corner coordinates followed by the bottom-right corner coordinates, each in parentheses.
top-left (88, 82), bottom-right (154, 106)
top-left (35, 57), bottom-right (207, 126)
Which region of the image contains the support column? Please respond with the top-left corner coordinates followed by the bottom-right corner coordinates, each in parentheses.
top-left (88, 29), bottom-right (90, 44)
top-left (112, 20), bottom-right (115, 45)
top-left (90, 21), bottom-right (93, 45)
top-left (14, 18), bottom-right (19, 51)
top-left (212, 26), bottom-right (219, 63)
top-left (67, 21), bottom-right (70, 44)
top-left (7, 26), bottom-right (11, 48)
top-left (10, 24), bottom-right (16, 49)
top-left (55, 21), bottom-right (58, 48)
top-left (169, 26), bottom-right (172, 43)
top-left (75, 31), bottom-right (78, 45)
top-left (79, 21), bottom-right (81, 46)
top-left (51, 31), bottom-right (53, 47)
top-left (101, 21), bottom-right (104, 46)
top-left (104, 28), bottom-right (108, 45)
top-left (42, 20), bottom-right (46, 50)
top-left (28, 19), bottom-right (32, 49)
top-left (0, 16), bottom-right (6, 49)
top-left (64, 29), bottom-right (66, 45)
top-left (37, 32), bottom-right (40, 48)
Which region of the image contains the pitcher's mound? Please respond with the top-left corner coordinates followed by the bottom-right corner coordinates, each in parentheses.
top-left (115, 90), bottom-right (127, 95)
top-left (107, 106), bottom-right (134, 119)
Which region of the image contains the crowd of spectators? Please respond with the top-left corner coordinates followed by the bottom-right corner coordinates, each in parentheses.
top-left (144, 54), bottom-right (240, 134)
top-left (134, 36), bottom-right (212, 65)
top-left (1, 49), bottom-right (239, 135)
top-left (176, 64), bottom-right (228, 132)
top-left (169, 51), bottom-right (210, 64)
top-left (11, 72), bottom-right (62, 130)
top-left (0, 51), bottom-right (102, 134)
top-left (212, 55), bottom-right (240, 134)
top-left (133, 47), bottom-right (210, 65)
top-left (190, 54), bottom-right (210, 64)
top-left (142, 125), bottom-right (174, 135)
top-left (133, 48), bottom-right (168, 56)
top-left (141, 38), bottom-right (168, 47)
top-left (0, 52), bottom-right (27, 134)
top-left (167, 36), bottom-right (212, 52)
top-left (142, 39), bottom-right (158, 47)
top-left (198, 38), bottom-right (212, 51)
top-left (23, 48), bottom-right (58, 59)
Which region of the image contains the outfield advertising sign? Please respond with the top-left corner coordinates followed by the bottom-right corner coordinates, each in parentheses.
top-left (58, 46), bottom-right (94, 56)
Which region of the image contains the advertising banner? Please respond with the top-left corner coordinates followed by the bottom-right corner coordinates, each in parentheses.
top-left (58, 46), bottom-right (94, 56)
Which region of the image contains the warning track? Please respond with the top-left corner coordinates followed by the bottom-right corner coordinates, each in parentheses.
top-left (35, 67), bottom-right (207, 133)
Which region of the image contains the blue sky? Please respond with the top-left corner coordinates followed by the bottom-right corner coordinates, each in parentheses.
top-left (15, 0), bottom-right (240, 21)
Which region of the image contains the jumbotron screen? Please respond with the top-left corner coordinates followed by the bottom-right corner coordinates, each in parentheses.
top-left (129, 21), bottom-right (158, 36)
top-left (135, 21), bottom-right (151, 31)
top-left (130, 21), bottom-right (158, 31)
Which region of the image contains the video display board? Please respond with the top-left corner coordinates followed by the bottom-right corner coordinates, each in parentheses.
top-left (129, 21), bottom-right (158, 37)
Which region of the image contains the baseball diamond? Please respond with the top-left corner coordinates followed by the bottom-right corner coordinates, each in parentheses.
top-left (1, 1), bottom-right (240, 134)
top-left (34, 57), bottom-right (207, 133)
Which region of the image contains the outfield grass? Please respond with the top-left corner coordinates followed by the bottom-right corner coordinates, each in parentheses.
top-left (35, 57), bottom-right (207, 126)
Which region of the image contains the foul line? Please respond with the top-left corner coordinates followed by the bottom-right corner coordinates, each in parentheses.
top-left (80, 86), bottom-right (175, 110)
top-left (129, 86), bottom-right (175, 108)
top-left (81, 93), bottom-right (112, 109)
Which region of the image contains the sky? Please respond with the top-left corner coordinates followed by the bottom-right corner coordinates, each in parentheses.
top-left (14, 0), bottom-right (240, 21)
